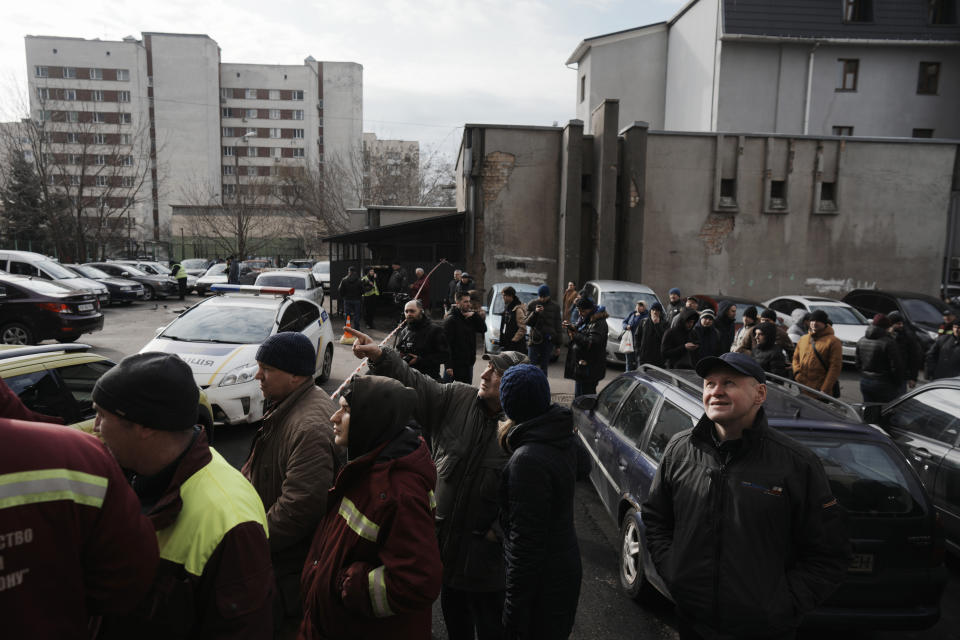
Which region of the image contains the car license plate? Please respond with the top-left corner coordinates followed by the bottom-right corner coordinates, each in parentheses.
top-left (848, 553), bottom-right (874, 574)
top-left (78, 303), bottom-right (94, 312)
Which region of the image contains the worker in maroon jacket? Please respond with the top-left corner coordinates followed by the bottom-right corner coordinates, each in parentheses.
top-left (92, 352), bottom-right (274, 639)
top-left (300, 375), bottom-right (442, 640)
top-left (0, 418), bottom-right (159, 638)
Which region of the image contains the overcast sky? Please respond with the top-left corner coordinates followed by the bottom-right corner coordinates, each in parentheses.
top-left (0, 0), bottom-right (685, 159)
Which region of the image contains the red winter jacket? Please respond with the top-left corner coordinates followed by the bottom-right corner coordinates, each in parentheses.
top-left (0, 418), bottom-right (158, 638)
top-left (300, 433), bottom-right (442, 640)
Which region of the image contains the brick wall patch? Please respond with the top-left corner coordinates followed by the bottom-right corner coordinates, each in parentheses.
top-left (698, 214), bottom-right (734, 255)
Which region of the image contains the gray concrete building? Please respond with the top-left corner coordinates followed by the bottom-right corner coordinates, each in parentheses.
top-left (457, 100), bottom-right (960, 303)
top-left (567, 0), bottom-right (960, 138)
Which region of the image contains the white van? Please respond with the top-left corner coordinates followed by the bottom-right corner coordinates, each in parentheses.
top-left (0, 250), bottom-right (110, 304)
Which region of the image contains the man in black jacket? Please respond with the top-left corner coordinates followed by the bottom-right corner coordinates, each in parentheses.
top-left (887, 311), bottom-right (921, 393)
top-left (395, 299), bottom-right (450, 381)
top-left (925, 320), bottom-right (960, 380)
top-left (444, 292), bottom-right (487, 383)
top-left (337, 266), bottom-right (363, 324)
top-left (642, 353), bottom-right (848, 639)
top-left (855, 314), bottom-right (904, 403)
top-left (525, 285), bottom-right (563, 374)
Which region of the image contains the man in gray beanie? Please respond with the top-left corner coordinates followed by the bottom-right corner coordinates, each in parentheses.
top-left (93, 352), bottom-right (273, 638)
top-left (241, 331), bottom-right (343, 636)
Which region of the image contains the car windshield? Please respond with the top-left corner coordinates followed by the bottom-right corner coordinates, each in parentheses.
top-left (147, 262), bottom-right (171, 275)
top-left (600, 291), bottom-right (660, 319)
top-left (161, 303), bottom-right (277, 343)
top-left (40, 261), bottom-right (78, 279)
top-left (810, 305), bottom-right (867, 325)
top-left (794, 435), bottom-right (925, 516)
top-left (116, 264), bottom-right (147, 276)
top-left (181, 259), bottom-right (209, 269)
top-left (74, 265), bottom-right (108, 279)
top-left (312, 261), bottom-right (330, 275)
top-left (491, 290), bottom-right (539, 314)
top-left (257, 275), bottom-right (307, 290)
top-left (899, 298), bottom-right (945, 326)
top-left (203, 264), bottom-right (228, 277)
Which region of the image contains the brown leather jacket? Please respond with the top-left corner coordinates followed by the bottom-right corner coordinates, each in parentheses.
top-left (242, 380), bottom-right (343, 616)
top-left (793, 326), bottom-right (843, 395)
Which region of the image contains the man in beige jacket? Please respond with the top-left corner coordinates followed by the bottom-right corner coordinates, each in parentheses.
top-left (241, 331), bottom-right (343, 636)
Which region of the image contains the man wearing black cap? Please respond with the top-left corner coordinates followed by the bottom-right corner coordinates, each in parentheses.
top-left (349, 328), bottom-right (528, 640)
top-left (643, 353), bottom-right (848, 640)
top-left (525, 284), bottom-right (563, 374)
top-left (242, 332), bottom-right (343, 634)
top-left (338, 265), bottom-right (364, 324)
top-left (887, 311), bottom-right (921, 392)
top-left (93, 352), bottom-right (273, 638)
top-left (925, 319), bottom-right (960, 380)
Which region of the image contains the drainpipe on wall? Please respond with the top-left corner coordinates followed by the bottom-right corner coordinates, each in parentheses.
top-left (802, 42), bottom-right (820, 135)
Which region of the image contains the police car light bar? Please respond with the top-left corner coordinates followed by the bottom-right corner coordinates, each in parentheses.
top-left (210, 284), bottom-right (295, 296)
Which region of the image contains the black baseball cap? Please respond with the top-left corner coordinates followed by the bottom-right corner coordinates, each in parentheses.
top-left (695, 352), bottom-right (766, 384)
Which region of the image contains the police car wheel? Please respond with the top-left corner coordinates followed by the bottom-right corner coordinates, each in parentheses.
top-left (316, 344), bottom-right (334, 384)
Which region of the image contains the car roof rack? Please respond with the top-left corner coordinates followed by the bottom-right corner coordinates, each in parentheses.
top-left (638, 364), bottom-right (702, 395)
top-left (0, 343), bottom-right (93, 360)
top-left (763, 373), bottom-right (861, 421)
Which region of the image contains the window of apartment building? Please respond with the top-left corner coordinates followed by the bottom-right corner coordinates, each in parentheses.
top-left (67, 132), bottom-right (79, 144)
top-left (95, 197), bottom-right (106, 208)
top-left (293, 147), bottom-right (304, 158)
top-left (94, 133), bottom-right (106, 144)
top-left (117, 69), bottom-right (130, 81)
top-left (122, 176), bottom-right (134, 187)
top-left (93, 112), bottom-right (106, 124)
top-left (92, 90), bottom-right (104, 102)
top-left (67, 111), bottom-right (79, 123)
top-left (837, 59), bottom-right (859, 91)
top-left (68, 154), bottom-right (82, 165)
top-left (843, 0), bottom-right (873, 22)
top-left (70, 175), bottom-right (81, 186)
top-left (89, 68), bottom-right (103, 80)
top-left (246, 88), bottom-right (257, 100)
top-left (247, 145), bottom-right (257, 157)
top-left (271, 147), bottom-right (281, 158)
top-left (270, 109), bottom-right (281, 120)
top-left (913, 128), bottom-right (935, 138)
top-left (246, 108), bottom-right (257, 119)
top-left (293, 129), bottom-right (304, 139)
top-left (580, 75), bottom-right (586, 103)
top-left (223, 127), bottom-right (235, 137)
top-left (269, 89), bottom-right (280, 100)
top-left (223, 184), bottom-right (236, 197)
top-left (118, 91), bottom-right (131, 103)
top-left (832, 126), bottom-right (854, 136)
top-left (294, 109), bottom-right (304, 120)
top-left (95, 154), bottom-right (106, 166)
top-left (63, 89), bottom-right (76, 101)
top-left (929, 0), bottom-right (957, 24)
top-left (292, 90), bottom-right (304, 100)
top-left (120, 155), bottom-right (133, 166)
top-left (63, 67), bottom-right (76, 79)
top-left (223, 165), bottom-right (235, 176)
top-left (245, 128), bottom-right (256, 137)
top-left (120, 134), bottom-right (131, 145)
top-left (220, 87), bottom-right (231, 99)
top-left (223, 146), bottom-right (235, 156)
top-left (270, 128), bottom-right (281, 139)
top-left (917, 62), bottom-right (940, 94)
top-left (247, 166), bottom-right (258, 177)
top-left (222, 107), bottom-right (234, 118)
top-left (96, 175), bottom-right (107, 187)
top-left (36, 87), bottom-right (49, 100)
top-left (35, 65), bottom-right (48, 78)
top-left (120, 113), bottom-right (132, 124)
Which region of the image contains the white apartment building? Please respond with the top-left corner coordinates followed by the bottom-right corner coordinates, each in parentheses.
top-left (24, 33), bottom-right (362, 248)
top-left (567, 0), bottom-right (960, 138)
top-left (361, 132), bottom-right (420, 205)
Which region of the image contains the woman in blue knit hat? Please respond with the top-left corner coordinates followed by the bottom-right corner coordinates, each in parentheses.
top-left (496, 364), bottom-right (581, 639)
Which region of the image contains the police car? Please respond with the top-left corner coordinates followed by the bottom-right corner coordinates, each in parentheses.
top-left (139, 284), bottom-right (335, 425)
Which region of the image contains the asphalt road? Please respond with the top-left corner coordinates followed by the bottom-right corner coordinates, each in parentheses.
top-left (68, 299), bottom-right (958, 639)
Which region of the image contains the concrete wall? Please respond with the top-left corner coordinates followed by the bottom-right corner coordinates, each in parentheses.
top-left (664, 0), bottom-right (720, 131)
top-left (575, 26), bottom-right (668, 133)
top-left (322, 61), bottom-right (363, 195)
top-left (717, 42), bottom-right (809, 134)
top-left (635, 133), bottom-right (956, 300)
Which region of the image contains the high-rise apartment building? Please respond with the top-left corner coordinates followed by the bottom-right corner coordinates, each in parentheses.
top-left (23, 32), bottom-right (362, 256)
top-left (362, 133), bottom-right (420, 205)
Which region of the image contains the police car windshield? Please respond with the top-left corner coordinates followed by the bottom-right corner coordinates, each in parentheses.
top-left (161, 304), bottom-right (277, 343)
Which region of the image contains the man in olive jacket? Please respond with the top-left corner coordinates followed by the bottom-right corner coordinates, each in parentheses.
top-left (241, 332), bottom-right (343, 635)
top-left (350, 328), bottom-right (528, 640)
top-left (643, 353), bottom-right (848, 639)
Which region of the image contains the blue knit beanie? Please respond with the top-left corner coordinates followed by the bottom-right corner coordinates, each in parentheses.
top-left (256, 332), bottom-right (316, 377)
top-left (538, 284), bottom-right (550, 297)
top-left (669, 287), bottom-right (681, 296)
top-left (499, 364), bottom-right (551, 423)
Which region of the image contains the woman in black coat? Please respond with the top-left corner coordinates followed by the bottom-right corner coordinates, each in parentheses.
top-left (563, 298), bottom-right (609, 396)
top-left (497, 364), bottom-right (581, 640)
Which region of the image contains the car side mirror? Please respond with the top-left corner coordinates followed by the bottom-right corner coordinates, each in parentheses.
top-left (860, 403), bottom-right (882, 424)
top-left (572, 395), bottom-right (598, 412)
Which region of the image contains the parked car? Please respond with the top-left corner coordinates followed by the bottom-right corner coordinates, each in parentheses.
top-left (195, 262), bottom-right (257, 295)
top-left (579, 280), bottom-right (661, 364)
top-left (180, 258), bottom-right (213, 277)
top-left (241, 259), bottom-right (273, 274)
top-left (113, 260), bottom-right (198, 293)
top-left (843, 289), bottom-right (955, 354)
top-left (0, 343), bottom-right (214, 438)
top-left (254, 269), bottom-right (324, 304)
top-left (0, 249), bottom-right (110, 305)
top-left (140, 284), bottom-right (335, 425)
top-left (764, 295), bottom-right (869, 363)
top-left (63, 263), bottom-right (144, 305)
top-left (286, 258), bottom-right (316, 269)
top-left (0, 274), bottom-right (103, 345)
top-left (867, 378), bottom-right (960, 556)
top-left (574, 365), bottom-right (947, 630)
top-left (312, 260), bottom-right (331, 292)
top-left (85, 262), bottom-right (178, 301)
top-left (691, 294), bottom-right (768, 331)
top-left (481, 282), bottom-right (540, 354)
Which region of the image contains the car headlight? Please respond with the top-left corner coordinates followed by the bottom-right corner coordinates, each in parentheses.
top-left (219, 362), bottom-right (258, 387)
